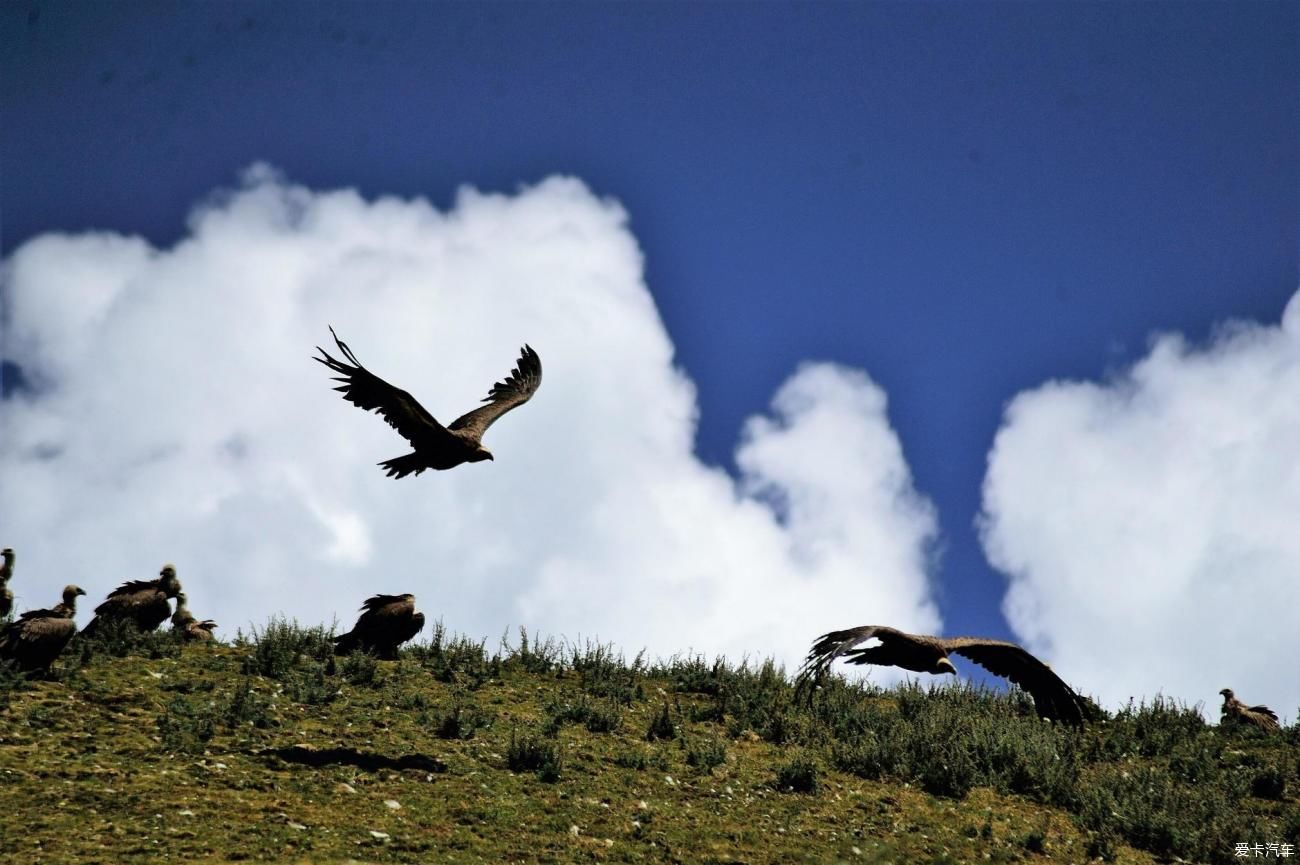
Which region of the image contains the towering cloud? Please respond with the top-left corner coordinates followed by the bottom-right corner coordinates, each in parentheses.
top-left (981, 293), bottom-right (1300, 717)
top-left (0, 167), bottom-right (940, 669)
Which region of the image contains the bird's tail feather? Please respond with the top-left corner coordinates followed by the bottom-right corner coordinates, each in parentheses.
top-left (333, 632), bottom-right (358, 656)
top-left (379, 453), bottom-right (426, 479)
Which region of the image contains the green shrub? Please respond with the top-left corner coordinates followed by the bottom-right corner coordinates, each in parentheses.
top-left (506, 729), bottom-right (563, 782)
top-left (157, 695), bottom-right (216, 753)
top-left (1250, 766), bottom-right (1287, 800)
top-left (430, 701), bottom-right (490, 740)
top-left (645, 702), bottom-right (676, 741)
top-left (223, 676), bottom-right (273, 729)
top-left (237, 618), bottom-right (333, 679)
top-left (614, 749), bottom-right (649, 770)
top-left (571, 641), bottom-right (643, 705)
top-left (544, 694), bottom-right (623, 734)
top-left (774, 753), bottom-right (820, 794)
top-left (339, 650), bottom-right (378, 686)
top-left (502, 627), bottom-right (563, 674)
top-left (684, 736), bottom-right (727, 773)
top-left (76, 620), bottom-right (183, 663)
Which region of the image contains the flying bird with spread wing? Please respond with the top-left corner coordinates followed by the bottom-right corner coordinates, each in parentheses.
top-left (333, 593), bottom-right (426, 659)
top-left (315, 328), bottom-right (542, 479)
top-left (796, 624), bottom-right (1093, 725)
top-left (1219, 688), bottom-right (1280, 733)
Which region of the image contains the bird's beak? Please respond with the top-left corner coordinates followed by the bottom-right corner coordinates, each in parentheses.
top-left (487, 453), bottom-right (495, 461)
top-left (76, 588), bottom-right (86, 596)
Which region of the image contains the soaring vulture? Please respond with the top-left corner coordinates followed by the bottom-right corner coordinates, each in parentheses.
top-left (0, 547), bottom-right (13, 619)
top-left (797, 625), bottom-right (1092, 725)
top-left (315, 328), bottom-right (542, 478)
top-left (81, 564), bottom-right (183, 638)
top-left (0, 585), bottom-right (85, 674)
top-left (334, 594), bottom-right (425, 659)
top-left (1219, 688), bottom-right (1280, 733)
top-left (171, 593), bottom-right (217, 642)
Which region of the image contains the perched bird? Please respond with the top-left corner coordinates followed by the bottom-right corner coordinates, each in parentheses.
top-left (1219, 688), bottom-right (1280, 733)
top-left (0, 585), bottom-right (85, 675)
top-left (315, 328), bottom-right (542, 478)
top-left (81, 564), bottom-right (183, 638)
top-left (170, 593), bottom-right (217, 642)
top-left (334, 593), bottom-right (425, 659)
top-left (0, 547), bottom-right (14, 619)
top-left (796, 624), bottom-right (1093, 725)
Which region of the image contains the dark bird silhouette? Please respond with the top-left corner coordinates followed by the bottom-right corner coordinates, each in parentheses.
top-left (81, 564), bottom-right (182, 638)
top-left (171, 593), bottom-right (217, 642)
top-left (334, 593), bottom-right (425, 659)
top-left (1219, 688), bottom-right (1280, 733)
top-left (0, 547), bottom-right (14, 619)
top-left (315, 328), bottom-right (542, 478)
top-left (796, 624), bottom-right (1093, 725)
top-left (0, 585), bottom-right (85, 675)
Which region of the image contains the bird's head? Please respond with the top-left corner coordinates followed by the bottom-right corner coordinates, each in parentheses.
top-left (471, 447), bottom-right (494, 463)
top-left (1, 547), bottom-right (13, 564)
top-left (63, 585), bottom-right (86, 604)
top-left (159, 564), bottom-right (182, 596)
top-left (933, 657), bottom-right (958, 676)
top-left (1220, 688), bottom-right (1234, 699)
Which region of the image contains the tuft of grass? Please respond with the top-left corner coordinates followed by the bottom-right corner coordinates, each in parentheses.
top-left (407, 624), bottom-right (499, 688)
top-left (544, 693), bottom-right (623, 734)
top-left (76, 620), bottom-right (184, 663)
top-left (430, 700), bottom-right (490, 740)
top-left (774, 753), bottom-right (820, 794)
top-left (1251, 766), bottom-right (1287, 800)
top-left (645, 701), bottom-right (677, 741)
top-left (613, 748), bottom-right (649, 770)
top-left (506, 728), bottom-right (563, 782)
top-left (501, 627), bottom-right (563, 675)
top-left (235, 617), bottom-right (333, 679)
top-left (571, 640), bottom-right (644, 705)
top-left (338, 650), bottom-right (378, 686)
top-left (157, 695), bottom-right (217, 753)
top-left (684, 735), bottom-right (727, 773)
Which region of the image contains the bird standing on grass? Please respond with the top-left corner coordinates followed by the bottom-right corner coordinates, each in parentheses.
top-left (796, 624), bottom-right (1093, 725)
top-left (171, 593), bottom-right (218, 642)
top-left (334, 594), bottom-right (426, 660)
top-left (0, 585), bottom-right (85, 675)
top-left (81, 564), bottom-right (183, 638)
top-left (0, 547), bottom-right (14, 619)
top-left (1219, 688), bottom-right (1280, 732)
top-left (315, 327), bottom-right (542, 479)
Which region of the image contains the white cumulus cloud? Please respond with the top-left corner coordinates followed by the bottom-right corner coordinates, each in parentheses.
top-left (0, 166), bottom-right (940, 671)
top-left (980, 292), bottom-right (1300, 718)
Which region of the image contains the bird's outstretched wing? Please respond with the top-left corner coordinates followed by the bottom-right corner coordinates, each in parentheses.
top-left (943, 637), bottom-right (1089, 725)
top-left (315, 328), bottom-right (460, 451)
top-left (359, 594), bottom-right (411, 613)
top-left (448, 345), bottom-right (542, 441)
top-left (794, 624), bottom-right (903, 700)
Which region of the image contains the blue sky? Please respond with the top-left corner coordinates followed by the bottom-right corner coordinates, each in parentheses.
top-left (2, 2), bottom-right (1297, 709)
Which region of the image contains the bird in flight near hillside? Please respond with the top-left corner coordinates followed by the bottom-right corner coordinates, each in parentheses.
top-left (315, 327), bottom-right (542, 478)
top-left (795, 623), bottom-right (1094, 725)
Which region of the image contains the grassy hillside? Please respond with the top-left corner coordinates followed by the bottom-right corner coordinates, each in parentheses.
top-left (0, 621), bottom-right (1296, 864)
